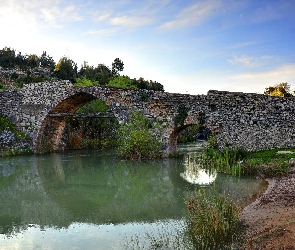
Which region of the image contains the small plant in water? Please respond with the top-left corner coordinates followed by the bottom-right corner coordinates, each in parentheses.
top-left (185, 189), bottom-right (241, 250)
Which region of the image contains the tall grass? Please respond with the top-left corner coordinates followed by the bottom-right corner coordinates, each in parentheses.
top-left (201, 148), bottom-right (245, 177)
top-left (185, 190), bottom-right (241, 250)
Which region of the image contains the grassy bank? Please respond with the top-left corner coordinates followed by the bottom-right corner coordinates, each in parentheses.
top-left (199, 135), bottom-right (295, 178)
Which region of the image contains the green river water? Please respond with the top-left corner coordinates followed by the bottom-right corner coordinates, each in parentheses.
top-left (0, 143), bottom-right (267, 249)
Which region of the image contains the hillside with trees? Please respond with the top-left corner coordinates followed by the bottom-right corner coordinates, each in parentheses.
top-left (0, 46), bottom-right (164, 91)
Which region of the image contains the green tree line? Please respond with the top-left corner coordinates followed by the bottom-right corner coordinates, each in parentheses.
top-left (0, 46), bottom-right (164, 91)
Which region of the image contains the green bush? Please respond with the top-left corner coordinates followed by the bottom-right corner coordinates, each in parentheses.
top-left (0, 115), bottom-right (16, 132)
top-left (108, 75), bottom-right (137, 89)
top-left (0, 81), bottom-right (6, 89)
top-left (117, 111), bottom-right (162, 159)
top-left (75, 77), bottom-right (98, 87)
top-left (185, 190), bottom-right (241, 249)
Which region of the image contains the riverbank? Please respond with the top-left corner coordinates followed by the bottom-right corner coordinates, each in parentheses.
top-left (240, 160), bottom-right (295, 249)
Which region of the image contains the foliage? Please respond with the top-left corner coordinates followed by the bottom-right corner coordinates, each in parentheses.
top-left (0, 147), bottom-right (32, 157)
top-left (0, 115), bottom-right (16, 132)
top-left (202, 137), bottom-right (293, 177)
top-left (112, 58), bottom-right (124, 75)
top-left (78, 62), bottom-right (113, 85)
top-left (206, 134), bottom-right (218, 149)
top-left (178, 125), bottom-right (200, 143)
top-left (174, 104), bottom-right (190, 127)
top-left (75, 77), bottom-right (98, 87)
top-left (39, 51), bottom-right (55, 71)
top-left (0, 47), bottom-right (55, 71)
top-left (132, 77), bottom-right (164, 91)
top-left (185, 189), bottom-right (241, 250)
top-left (54, 56), bottom-right (77, 82)
top-left (117, 111), bottom-right (162, 159)
top-left (264, 82), bottom-right (294, 97)
top-left (15, 74), bottom-right (48, 87)
top-left (0, 81), bottom-right (6, 89)
top-left (65, 99), bottom-right (118, 149)
top-left (0, 46), bottom-right (163, 91)
top-left (108, 75), bottom-right (137, 88)
top-left (139, 92), bottom-right (149, 102)
top-left (76, 99), bottom-right (108, 113)
top-left (203, 148), bottom-right (244, 176)
top-left (240, 148), bottom-right (294, 177)
top-left (0, 47), bottom-right (16, 68)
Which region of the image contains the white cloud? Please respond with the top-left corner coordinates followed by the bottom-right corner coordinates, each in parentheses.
top-left (0, 0), bottom-right (83, 30)
top-left (229, 41), bottom-right (258, 49)
top-left (228, 55), bottom-right (275, 68)
top-left (85, 29), bottom-right (119, 36)
top-left (110, 15), bottom-right (153, 28)
top-left (159, 0), bottom-right (222, 30)
top-left (226, 64), bottom-right (295, 93)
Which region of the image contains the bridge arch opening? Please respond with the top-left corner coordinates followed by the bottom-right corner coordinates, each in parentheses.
top-left (35, 92), bottom-right (116, 153)
top-left (168, 123), bottom-right (211, 155)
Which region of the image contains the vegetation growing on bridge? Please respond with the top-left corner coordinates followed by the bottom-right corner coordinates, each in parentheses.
top-left (0, 115), bottom-right (32, 156)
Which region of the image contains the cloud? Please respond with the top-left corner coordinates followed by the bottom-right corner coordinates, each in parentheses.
top-left (110, 15), bottom-right (154, 28)
top-left (159, 0), bottom-right (222, 30)
top-left (0, 0), bottom-right (83, 29)
top-left (228, 55), bottom-right (275, 68)
top-left (229, 41), bottom-right (258, 49)
top-left (226, 64), bottom-right (295, 93)
top-left (85, 28), bottom-right (119, 36)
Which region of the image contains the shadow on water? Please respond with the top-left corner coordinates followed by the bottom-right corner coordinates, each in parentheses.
top-left (0, 142), bottom-right (267, 249)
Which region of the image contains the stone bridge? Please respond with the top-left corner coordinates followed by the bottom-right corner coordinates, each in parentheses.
top-left (1, 80), bottom-right (295, 155)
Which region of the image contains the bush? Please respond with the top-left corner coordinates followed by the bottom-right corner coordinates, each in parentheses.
top-left (108, 75), bottom-right (137, 89)
top-left (0, 81), bottom-right (6, 89)
top-left (117, 111), bottom-right (162, 159)
top-left (75, 77), bottom-right (98, 87)
top-left (0, 115), bottom-right (16, 132)
top-left (185, 190), bottom-right (241, 249)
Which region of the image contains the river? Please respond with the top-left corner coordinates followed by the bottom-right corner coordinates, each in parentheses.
top-left (0, 142), bottom-right (267, 249)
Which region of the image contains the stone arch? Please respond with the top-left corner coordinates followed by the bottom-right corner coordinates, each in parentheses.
top-left (35, 92), bottom-right (105, 153)
top-left (167, 124), bottom-right (197, 154)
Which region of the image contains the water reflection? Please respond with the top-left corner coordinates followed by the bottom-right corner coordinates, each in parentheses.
top-left (180, 152), bottom-right (217, 185)
top-left (0, 145), bottom-right (267, 249)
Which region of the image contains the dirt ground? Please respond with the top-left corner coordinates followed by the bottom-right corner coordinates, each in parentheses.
top-left (240, 164), bottom-right (295, 249)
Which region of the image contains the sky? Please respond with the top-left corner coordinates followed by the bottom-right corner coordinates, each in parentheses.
top-left (0, 0), bottom-right (295, 95)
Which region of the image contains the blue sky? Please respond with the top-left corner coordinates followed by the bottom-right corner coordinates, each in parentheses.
top-left (1, 0), bottom-right (295, 94)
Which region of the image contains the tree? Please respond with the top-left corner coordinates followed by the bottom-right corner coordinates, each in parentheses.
top-left (117, 111), bottom-right (162, 159)
top-left (54, 56), bottom-right (77, 82)
top-left (132, 77), bottom-right (164, 91)
top-left (264, 82), bottom-right (293, 97)
top-left (0, 47), bottom-right (16, 68)
top-left (112, 58), bottom-right (124, 75)
top-left (78, 63), bottom-right (112, 85)
top-left (26, 54), bottom-right (39, 68)
top-left (39, 51), bottom-right (55, 71)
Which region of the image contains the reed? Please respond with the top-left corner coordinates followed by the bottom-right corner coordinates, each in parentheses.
top-left (201, 148), bottom-right (244, 177)
top-left (185, 190), bottom-right (241, 250)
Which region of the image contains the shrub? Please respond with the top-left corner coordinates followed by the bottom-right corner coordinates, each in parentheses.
top-left (117, 111), bottom-right (162, 159)
top-left (75, 77), bottom-right (98, 87)
top-left (0, 115), bottom-right (15, 132)
top-left (0, 81), bottom-right (6, 89)
top-left (108, 75), bottom-right (137, 89)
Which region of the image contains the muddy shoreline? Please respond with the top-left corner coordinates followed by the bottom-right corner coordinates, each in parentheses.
top-left (240, 164), bottom-right (295, 249)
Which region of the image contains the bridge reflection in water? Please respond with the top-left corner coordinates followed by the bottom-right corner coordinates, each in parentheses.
top-left (0, 145), bottom-right (267, 249)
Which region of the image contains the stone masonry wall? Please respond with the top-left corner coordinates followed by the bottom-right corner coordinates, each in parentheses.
top-left (1, 81), bottom-right (295, 154)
